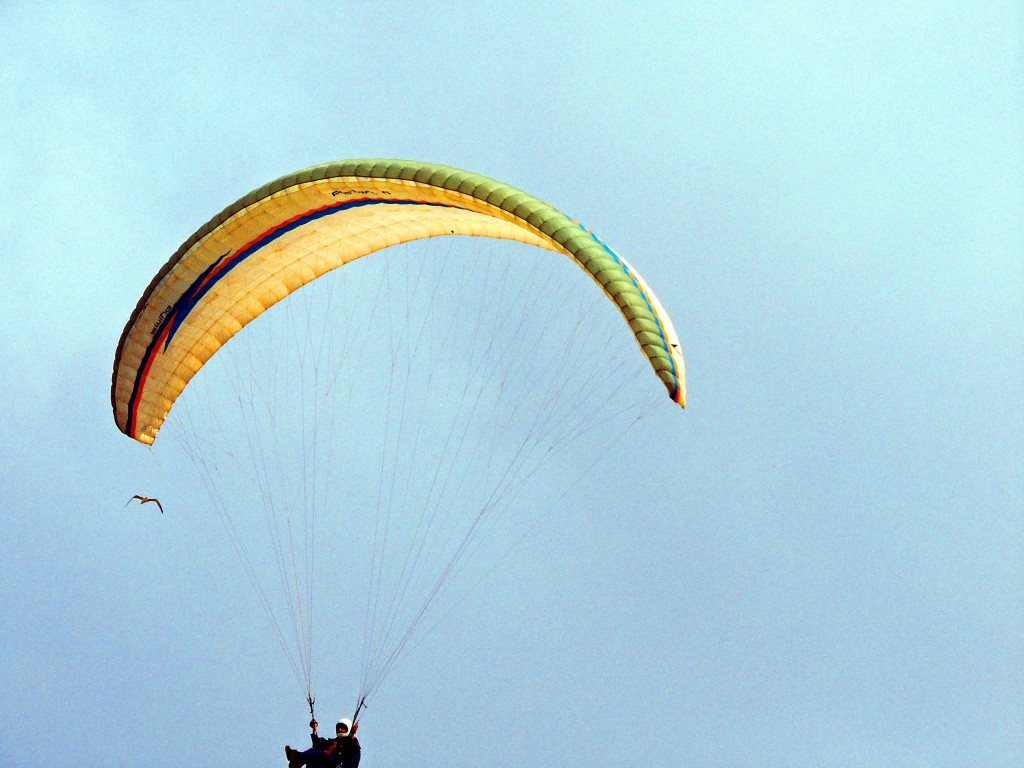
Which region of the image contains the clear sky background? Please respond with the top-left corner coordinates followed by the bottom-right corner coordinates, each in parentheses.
top-left (1, 3), bottom-right (1022, 767)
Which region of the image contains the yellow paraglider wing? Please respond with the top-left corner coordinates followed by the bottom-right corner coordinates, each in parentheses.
top-left (112, 160), bottom-right (685, 444)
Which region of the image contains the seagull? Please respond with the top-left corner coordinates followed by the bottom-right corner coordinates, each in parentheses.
top-left (126, 495), bottom-right (164, 514)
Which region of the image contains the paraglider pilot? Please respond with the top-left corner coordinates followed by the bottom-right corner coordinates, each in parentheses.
top-left (286, 717), bottom-right (360, 768)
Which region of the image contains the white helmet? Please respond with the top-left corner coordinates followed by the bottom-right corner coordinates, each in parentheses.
top-left (336, 718), bottom-right (353, 735)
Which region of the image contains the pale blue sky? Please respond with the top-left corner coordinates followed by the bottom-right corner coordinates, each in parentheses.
top-left (1, 3), bottom-right (1021, 767)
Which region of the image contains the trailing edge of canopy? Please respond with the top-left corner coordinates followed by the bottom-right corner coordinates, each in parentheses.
top-left (112, 159), bottom-right (685, 444)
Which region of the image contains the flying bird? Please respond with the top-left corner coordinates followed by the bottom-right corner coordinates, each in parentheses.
top-left (126, 495), bottom-right (164, 513)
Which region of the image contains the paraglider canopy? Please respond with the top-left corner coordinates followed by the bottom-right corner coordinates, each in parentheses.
top-left (111, 159), bottom-right (684, 446)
